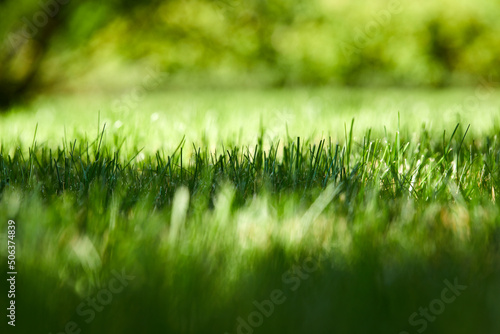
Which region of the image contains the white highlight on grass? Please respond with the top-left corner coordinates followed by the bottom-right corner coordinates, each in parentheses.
top-left (301, 182), bottom-right (342, 231)
top-left (169, 186), bottom-right (190, 244)
top-left (114, 120), bottom-right (123, 129)
top-left (71, 235), bottom-right (102, 272)
top-left (150, 112), bottom-right (159, 122)
top-left (236, 197), bottom-right (272, 250)
top-left (109, 194), bottom-right (119, 231)
top-left (136, 152), bottom-right (145, 162)
top-left (175, 121), bottom-right (186, 132)
top-left (409, 158), bottom-right (422, 194)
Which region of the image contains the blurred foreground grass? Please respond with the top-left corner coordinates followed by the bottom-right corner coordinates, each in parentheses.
top-left (1, 88), bottom-right (500, 334)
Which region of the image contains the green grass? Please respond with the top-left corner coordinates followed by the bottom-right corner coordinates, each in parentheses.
top-left (1, 88), bottom-right (500, 334)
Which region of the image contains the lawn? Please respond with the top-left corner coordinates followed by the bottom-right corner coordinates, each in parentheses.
top-left (1, 87), bottom-right (499, 334)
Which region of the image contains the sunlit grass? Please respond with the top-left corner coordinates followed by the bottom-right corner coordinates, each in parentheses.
top-left (2, 87), bottom-right (500, 153)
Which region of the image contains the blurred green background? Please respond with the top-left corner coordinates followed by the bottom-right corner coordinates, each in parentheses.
top-left (1, 0), bottom-right (499, 107)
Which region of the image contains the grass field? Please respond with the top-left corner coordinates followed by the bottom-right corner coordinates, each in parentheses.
top-left (1, 88), bottom-right (500, 334)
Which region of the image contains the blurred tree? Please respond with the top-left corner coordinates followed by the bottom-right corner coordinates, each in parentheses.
top-left (0, 0), bottom-right (160, 109)
top-left (0, 0), bottom-right (73, 108)
top-left (0, 0), bottom-right (498, 110)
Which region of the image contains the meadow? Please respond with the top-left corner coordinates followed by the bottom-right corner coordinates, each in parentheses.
top-left (1, 87), bottom-right (500, 334)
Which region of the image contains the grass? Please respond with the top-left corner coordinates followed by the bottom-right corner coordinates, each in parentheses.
top-left (1, 88), bottom-right (500, 334)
